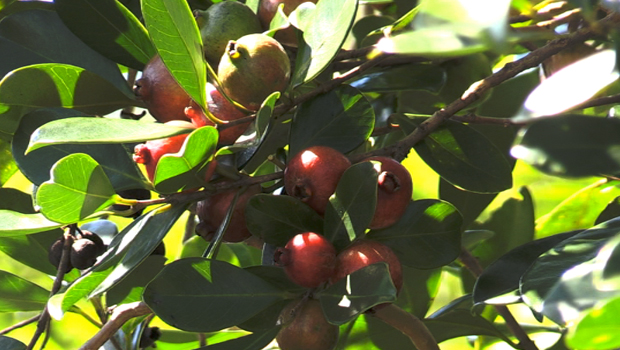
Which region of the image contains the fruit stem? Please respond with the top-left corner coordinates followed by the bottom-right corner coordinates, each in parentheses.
top-left (372, 304), bottom-right (440, 350)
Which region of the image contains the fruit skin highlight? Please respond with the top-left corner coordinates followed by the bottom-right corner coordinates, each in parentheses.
top-left (195, 184), bottom-right (262, 243)
top-left (195, 1), bottom-right (262, 66)
top-left (274, 232), bottom-right (337, 289)
top-left (276, 298), bottom-right (339, 350)
top-left (217, 33), bottom-right (291, 111)
top-left (364, 156), bottom-right (413, 229)
top-left (332, 239), bottom-right (403, 299)
top-left (284, 146), bottom-right (351, 215)
top-left (134, 55), bottom-right (192, 123)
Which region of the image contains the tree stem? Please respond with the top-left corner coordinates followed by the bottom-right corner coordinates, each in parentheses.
top-left (79, 302), bottom-right (152, 350)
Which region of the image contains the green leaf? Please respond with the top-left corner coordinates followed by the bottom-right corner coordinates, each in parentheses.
top-left (143, 258), bottom-right (285, 332)
top-left (0, 229), bottom-right (63, 275)
top-left (439, 178), bottom-right (496, 228)
top-left (537, 180), bottom-right (620, 238)
top-left (511, 115), bottom-right (620, 178)
top-left (13, 110), bottom-right (146, 190)
top-left (291, 0), bottom-right (358, 85)
top-left (245, 194), bottom-right (324, 247)
top-left (0, 63), bottom-right (135, 140)
top-left (324, 162), bottom-right (378, 250)
top-left (520, 218), bottom-right (620, 322)
top-left (0, 211), bottom-right (62, 237)
top-left (567, 295), bottom-right (620, 350)
top-left (349, 63), bottom-right (447, 93)
top-left (366, 200), bottom-right (462, 269)
top-left (0, 139), bottom-right (17, 185)
top-left (55, 0), bottom-right (155, 70)
top-left (105, 255), bottom-right (166, 305)
top-left (397, 266), bottom-right (442, 319)
top-left (90, 203), bottom-right (186, 297)
top-left (0, 336), bottom-right (26, 350)
top-left (473, 230), bottom-right (581, 305)
top-left (142, 0), bottom-right (206, 109)
top-left (36, 153), bottom-right (116, 224)
top-left (255, 91), bottom-right (280, 137)
top-left (519, 50), bottom-right (618, 119)
top-left (401, 115), bottom-right (512, 193)
top-left (26, 117), bottom-right (194, 153)
top-left (318, 263), bottom-right (397, 325)
top-left (194, 327), bottom-right (280, 350)
top-left (0, 270), bottom-right (49, 312)
top-left (153, 126), bottom-right (218, 193)
top-left (289, 85), bottom-right (374, 157)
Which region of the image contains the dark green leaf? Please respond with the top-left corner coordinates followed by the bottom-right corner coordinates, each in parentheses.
top-left (26, 117), bottom-right (194, 153)
top-left (349, 63), bottom-right (446, 93)
top-left (291, 0), bottom-right (357, 85)
top-left (154, 126), bottom-right (218, 193)
top-left (195, 327), bottom-right (280, 350)
top-left (245, 194), bottom-right (324, 247)
top-left (236, 300), bottom-right (289, 332)
top-left (142, 0), bottom-right (206, 109)
top-left (255, 91), bottom-right (280, 137)
top-left (520, 218), bottom-right (620, 321)
top-left (143, 258), bottom-right (285, 332)
top-left (398, 115), bottom-right (512, 193)
top-left (596, 196), bottom-right (620, 225)
top-left (36, 153), bottom-right (116, 224)
top-left (0, 270), bottom-right (49, 312)
top-left (318, 263), bottom-right (397, 325)
top-left (56, 0), bottom-right (155, 70)
top-left (244, 266), bottom-right (305, 293)
top-left (512, 115), bottom-right (620, 178)
top-left (473, 230), bottom-right (581, 305)
top-left (0, 335), bottom-right (26, 350)
top-left (13, 110), bottom-right (146, 190)
top-left (324, 162), bottom-right (378, 250)
top-left (290, 85), bottom-right (374, 157)
top-left (0, 229), bottom-right (63, 275)
top-left (439, 178), bottom-right (496, 229)
top-left (105, 255), bottom-right (166, 305)
top-left (367, 200), bottom-right (462, 269)
top-left (477, 68), bottom-right (540, 118)
top-left (0, 64), bottom-right (135, 140)
top-left (397, 266), bottom-right (442, 318)
top-left (351, 15), bottom-right (393, 47)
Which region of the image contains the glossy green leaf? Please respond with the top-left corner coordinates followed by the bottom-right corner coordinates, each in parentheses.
top-left (105, 255), bottom-right (166, 305)
top-left (511, 115), bottom-right (620, 178)
top-left (0, 270), bottom-right (49, 312)
top-left (90, 204), bottom-right (186, 297)
top-left (366, 199), bottom-right (462, 269)
top-left (318, 263), bottom-right (397, 325)
top-left (195, 327), bottom-right (280, 350)
top-left (0, 211), bottom-right (62, 237)
top-left (154, 126), bottom-right (218, 193)
top-left (289, 85), bottom-right (374, 157)
top-left (324, 162), bottom-right (378, 250)
top-left (473, 230), bottom-right (581, 306)
top-left (291, 0), bottom-right (357, 85)
top-left (245, 194), bottom-right (324, 247)
top-left (255, 91), bottom-right (280, 137)
top-left (56, 0), bottom-right (155, 70)
top-left (0, 139), bottom-right (16, 185)
top-left (13, 110), bottom-right (146, 190)
top-left (0, 229), bottom-right (63, 275)
top-left (567, 294), bottom-right (620, 349)
top-left (36, 153), bottom-right (116, 224)
top-left (0, 9), bottom-right (131, 94)
top-left (143, 258), bottom-right (285, 332)
top-left (0, 63), bottom-right (135, 140)
top-left (397, 115), bottom-right (512, 193)
top-left (520, 218), bottom-right (620, 320)
top-left (142, 0), bottom-right (206, 109)
top-left (519, 50), bottom-right (618, 119)
top-left (349, 63), bottom-right (446, 93)
top-left (352, 15), bottom-right (393, 47)
top-left (0, 336), bottom-right (26, 350)
top-left (26, 117), bottom-right (194, 153)
top-left (537, 180), bottom-right (620, 238)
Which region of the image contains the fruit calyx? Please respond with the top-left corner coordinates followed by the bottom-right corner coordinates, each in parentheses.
top-left (378, 171), bottom-right (401, 193)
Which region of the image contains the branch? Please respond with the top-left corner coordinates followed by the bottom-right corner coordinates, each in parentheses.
top-left (572, 92), bottom-right (620, 110)
top-left (79, 302), bottom-right (152, 350)
top-left (459, 248), bottom-right (539, 350)
top-left (372, 304), bottom-right (440, 350)
top-left (0, 314), bottom-right (40, 335)
top-left (361, 13), bottom-right (618, 162)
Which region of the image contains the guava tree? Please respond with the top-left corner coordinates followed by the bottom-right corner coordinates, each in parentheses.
top-left (1, 0), bottom-right (620, 349)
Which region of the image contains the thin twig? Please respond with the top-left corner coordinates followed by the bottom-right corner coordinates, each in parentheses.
top-left (571, 92), bottom-right (620, 110)
top-left (459, 248), bottom-right (539, 350)
top-left (372, 304), bottom-right (440, 350)
top-left (0, 314), bottom-right (41, 335)
top-left (79, 302), bottom-right (152, 350)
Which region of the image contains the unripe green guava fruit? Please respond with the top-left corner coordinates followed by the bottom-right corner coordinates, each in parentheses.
top-left (217, 33), bottom-right (291, 110)
top-left (194, 2), bottom-right (262, 66)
